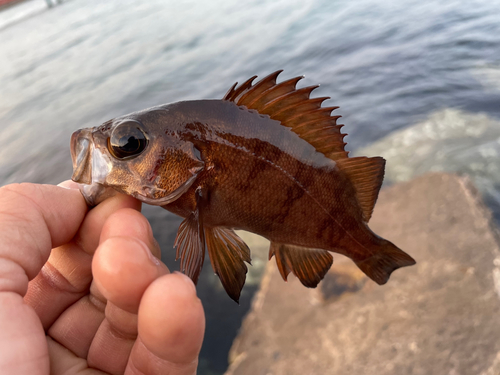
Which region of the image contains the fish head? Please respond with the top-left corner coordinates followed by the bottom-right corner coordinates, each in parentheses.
top-left (70, 110), bottom-right (204, 206)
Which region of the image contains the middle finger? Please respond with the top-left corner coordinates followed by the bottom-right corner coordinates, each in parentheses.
top-left (87, 209), bottom-right (168, 373)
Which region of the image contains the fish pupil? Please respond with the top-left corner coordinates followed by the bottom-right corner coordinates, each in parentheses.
top-left (120, 135), bottom-right (140, 152)
top-left (108, 120), bottom-right (148, 159)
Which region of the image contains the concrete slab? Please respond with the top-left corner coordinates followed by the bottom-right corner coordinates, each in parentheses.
top-left (225, 173), bottom-right (500, 375)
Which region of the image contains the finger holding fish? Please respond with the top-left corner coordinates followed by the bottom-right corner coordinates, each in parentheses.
top-left (25, 187), bottom-right (141, 330)
top-left (93, 208), bottom-right (167, 314)
top-left (43, 193), bottom-right (142, 360)
top-left (84, 209), bottom-right (169, 373)
top-left (90, 208), bottom-right (204, 374)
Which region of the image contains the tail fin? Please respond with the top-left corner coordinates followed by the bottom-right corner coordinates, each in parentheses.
top-left (355, 240), bottom-right (415, 285)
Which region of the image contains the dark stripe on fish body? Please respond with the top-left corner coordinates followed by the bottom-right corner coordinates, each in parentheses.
top-left (248, 156), bottom-right (267, 181)
top-left (232, 157), bottom-right (267, 193)
top-left (272, 184), bottom-right (302, 224)
top-left (316, 216), bottom-right (333, 242)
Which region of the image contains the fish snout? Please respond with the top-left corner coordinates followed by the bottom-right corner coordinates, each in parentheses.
top-left (70, 129), bottom-right (93, 184)
top-left (70, 128), bottom-right (117, 207)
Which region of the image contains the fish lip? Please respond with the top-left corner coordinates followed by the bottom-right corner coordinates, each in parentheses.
top-left (71, 129), bottom-right (93, 184)
top-left (71, 128), bottom-right (115, 207)
top-left (78, 182), bottom-right (118, 207)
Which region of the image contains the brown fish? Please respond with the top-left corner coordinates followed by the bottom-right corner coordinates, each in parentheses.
top-left (70, 71), bottom-right (416, 302)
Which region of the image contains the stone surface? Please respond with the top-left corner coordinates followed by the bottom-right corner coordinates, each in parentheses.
top-left (225, 173), bottom-right (500, 375)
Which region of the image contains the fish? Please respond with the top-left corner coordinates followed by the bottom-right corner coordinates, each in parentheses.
top-left (70, 70), bottom-right (416, 303)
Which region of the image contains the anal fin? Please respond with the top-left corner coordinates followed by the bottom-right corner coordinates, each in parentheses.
top-left (205, 227), bottom-right (251, 303)
top-left (269, 243), bottom-right (333, 288)
top-left (336, 156), bottom-right (386, 222)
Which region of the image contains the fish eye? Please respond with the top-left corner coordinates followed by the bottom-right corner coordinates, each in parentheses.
top-left (108, 120), bottom-right (148, 159)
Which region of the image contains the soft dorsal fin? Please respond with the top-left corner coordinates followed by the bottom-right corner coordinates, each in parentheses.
top-left (223, 71), bottom-right (349, 161)
top-left (269, 242), bottom-right (333, 288)
top-left (336, 156), bottom-right (386, 222)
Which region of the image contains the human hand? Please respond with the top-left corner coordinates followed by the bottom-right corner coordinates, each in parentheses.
top-left (0, 182), bottom-right (205, 374)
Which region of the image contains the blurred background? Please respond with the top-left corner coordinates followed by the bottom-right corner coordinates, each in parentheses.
top-left (1, 0), bottom-right (500, 374)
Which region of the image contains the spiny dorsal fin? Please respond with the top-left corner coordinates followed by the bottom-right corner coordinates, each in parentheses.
top-left (336, 156), bottom-right (386, 222)
top-left (205, 227), bottom-right (251, 303)
top-left (223, 71), bottom-right (349, 161)
top-left (269, 242), bottom-right (333, 288)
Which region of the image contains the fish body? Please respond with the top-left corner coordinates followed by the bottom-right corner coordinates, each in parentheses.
top-left (70, 71), bottom-right (415, 302)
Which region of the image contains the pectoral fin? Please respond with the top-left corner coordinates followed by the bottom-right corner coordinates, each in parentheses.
top-left (205, 227), bottom-right (251, 303)
top-left (173, 187), bottom-right (207, 284)
top-left (174, 210), bottom-right (205, 284)
top-left (269, 243), bottom-right (333, 288)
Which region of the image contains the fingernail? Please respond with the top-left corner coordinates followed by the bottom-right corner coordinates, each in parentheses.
top-left (58, 180), bottom-right (80, 190)
top-left (138, 239), bottom-right (161, 267)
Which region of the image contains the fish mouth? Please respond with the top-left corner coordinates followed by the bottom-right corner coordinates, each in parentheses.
top-left (70, 129), bottom-right (116, 206)
top-left (78, 183), bottom-right (118, 207)
top-left (71, 129), bottom-right (93, 184)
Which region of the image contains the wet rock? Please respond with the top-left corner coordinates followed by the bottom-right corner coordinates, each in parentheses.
top-left (225, 173), bottom-right (500, 375)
